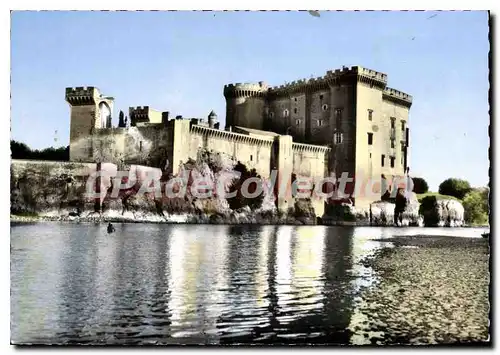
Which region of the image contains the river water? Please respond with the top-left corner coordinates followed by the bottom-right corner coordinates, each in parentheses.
top-left (10, 223), bottom-right (487, 345)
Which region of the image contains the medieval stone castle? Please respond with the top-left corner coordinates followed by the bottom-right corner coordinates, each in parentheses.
top-left (66, 65), bottom-right (412, 216)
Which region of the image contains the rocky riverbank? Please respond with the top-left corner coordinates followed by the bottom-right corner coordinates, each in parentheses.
top-left (354, 235), bottom-right (490, 345)
top-left (9, 201), bottom-right (317, 225)
top-left (10, 159), bottom-right (470, 227)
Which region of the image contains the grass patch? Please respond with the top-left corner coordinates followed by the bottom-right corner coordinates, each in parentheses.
top-left (12, 211), bottom-right (39, 217)
top-left (417, 192), bottom-right (461, 203)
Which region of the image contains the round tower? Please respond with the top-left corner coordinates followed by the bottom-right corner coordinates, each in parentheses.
top-left (223, 81), bottom-right (268, 131)
top-left (208, 110), bottom-right (218, 128)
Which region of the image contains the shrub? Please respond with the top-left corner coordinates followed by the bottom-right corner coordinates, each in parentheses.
top-left (463, 188), bottom-right (489, 225)
top-left (419, 195), bottom-right (440, 226)
top-left (412, 177), bottom-right (429, 194)
top-left (227, 161), bottom-right (264, 211)
top-left (438, 178), bottom-right (472, 200)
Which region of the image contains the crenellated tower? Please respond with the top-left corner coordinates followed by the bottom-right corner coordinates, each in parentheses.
top-left (65, 86), bottom-right (114, 161)
top-left (223, 81), bottom-right (268, 131)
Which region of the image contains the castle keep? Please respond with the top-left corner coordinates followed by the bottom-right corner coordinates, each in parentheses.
top-left (66, 65), bottom-right (412, 215)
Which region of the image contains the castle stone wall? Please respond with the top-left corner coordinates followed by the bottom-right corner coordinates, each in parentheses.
top-left (69, 105), bottom-right (96, 162)
top-left (308, 89), bottom-right (331, 144)
top-left (188, 125), bottom-right (274, 178)
top-left (267, 97), bottom-right (290, 134)
top-left (354, 81), bottom-right (384, 208)
top-left (292, 143), bottom-right (330, 217)
top-left (381, 98), bottom-right (410, 175)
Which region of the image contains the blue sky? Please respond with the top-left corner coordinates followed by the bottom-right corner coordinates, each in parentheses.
top-left (11, 11), bottom-right (489, 190)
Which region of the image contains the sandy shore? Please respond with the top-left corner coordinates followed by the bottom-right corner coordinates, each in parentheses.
top-left (357, 235), bottom-right (490, 345)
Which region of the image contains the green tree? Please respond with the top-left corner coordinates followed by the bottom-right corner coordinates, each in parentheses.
top-left (10, 140), bottom-right (31, 159)
top-left (412, 177), bottom-right (429, 194)
top-left (118, 110), bottom-right (126, 127)
top-left (227, 161), bottom-right (264, 211)
top-left (438, 178), bottom-right (472, 199)
top-left (11, 140), bottom-right (69, 161)
top-left (463, 188), bottom-right (489, 225)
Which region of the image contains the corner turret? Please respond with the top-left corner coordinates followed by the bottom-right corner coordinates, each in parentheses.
top-left (208, 110), bottom-right (218, 128)
top-left (223, 81), bottom-right (268, 131)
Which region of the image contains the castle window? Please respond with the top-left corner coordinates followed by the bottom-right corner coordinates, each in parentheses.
top-left (139, 141), bottom-right (143, 152)
top-left (322, 104), bottom-right (329, 111)
top-left (269, 112), bottom-right (275, 118)
top-left (250, 155), bottom-right (253, 161)
top-left (391, 117), bottom-right (396, 129)
top-left (368, 109), bottom-right (373, 121)
top-left (381, 154), bottom-right (385, 167)
top-left (334, 131), bottom-right (343, 145)
top-left (401, 121), bottom-right (406, 131)
top-left (296, 119), bottom-right (300, 125)
top-left (319, 94), bottom-right (324, 100)
top-left (370, 153), bottom-right (372, 158)
top-left (294, 108), bottom-right (298, 114)
top-left (318, 120), bottom-right (323, 126)
top-left (335, 108), bottom-right (343, 124)
top-left (390, 156), bottom-right (395, 168)
top-left (368, 132), bottom-right (373, 145)
top-left (294, 97), bottom-right (298, 102)
top-left (283, 109), bottom-right (289, 117)
top-left (391, 139), bottom-right (395, 149)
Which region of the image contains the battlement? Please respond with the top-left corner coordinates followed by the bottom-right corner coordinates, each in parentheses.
top-left (66, 86), bottom-right (97, 95)
top-left (348, 66), bottom-right (388, 83)
top-left (383, 87), bottom-right (413, 107)
top-left (223, 82), bottom-right (268, 98)
top-left (65, 86), bottom-right (100, 105)
top-left (129, 106), bottom-right (164, 126)
top-left (129, 106), bottom-right (150, 114)
top-left (268, 65), bottom-right (388, 96)
top-left (190, 124), bottom-right (274, 146)
top-left (292, 141), bottom-right (331, 153)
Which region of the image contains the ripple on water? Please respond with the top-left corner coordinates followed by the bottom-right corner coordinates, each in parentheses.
top-left (11, 223), bottom-right (412, 345)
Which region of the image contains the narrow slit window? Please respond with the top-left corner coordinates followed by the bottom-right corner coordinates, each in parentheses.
top-left (368, 133), bottom-right (373, 145)
top-left (381, 154), bottom-right (385, 167)
top-left (335, 108), bottom-right (343, 126)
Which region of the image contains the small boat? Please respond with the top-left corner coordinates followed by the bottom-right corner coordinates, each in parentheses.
top-left (107, 223), bottom-right (115, 234)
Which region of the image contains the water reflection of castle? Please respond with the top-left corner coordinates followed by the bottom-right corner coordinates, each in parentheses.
top-left (166, 225), bottom-right (357, 344)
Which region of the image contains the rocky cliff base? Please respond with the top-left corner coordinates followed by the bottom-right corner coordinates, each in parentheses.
top-left (11, 160), bottom-right (467, 227)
